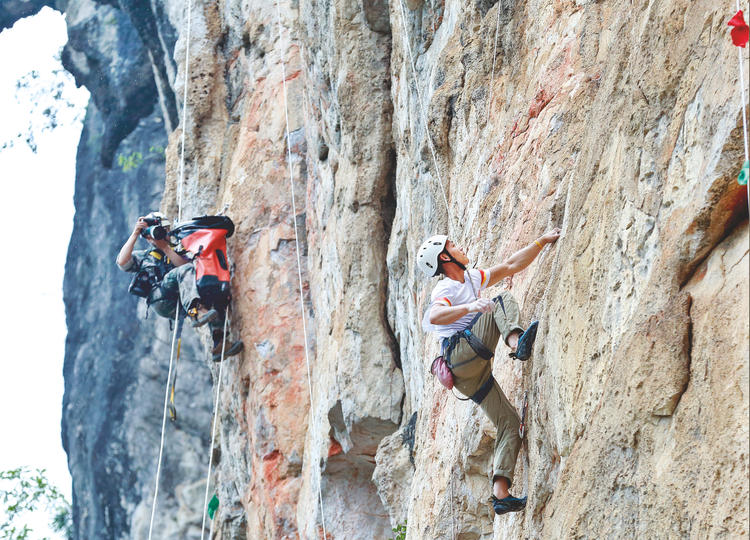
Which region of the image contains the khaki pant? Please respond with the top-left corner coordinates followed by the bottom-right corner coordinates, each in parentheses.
top-left (446, 291), bottom-right (525, 487)
top-left (152, 264), bottom-right (224, 331)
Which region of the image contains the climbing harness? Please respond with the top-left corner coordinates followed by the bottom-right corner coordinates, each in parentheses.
top-left (127, 250), bottom-right (168, 299)
top-left (275, 1), bottom-right (328, 537)
top-left (433, 294), bottom-right (505, 402)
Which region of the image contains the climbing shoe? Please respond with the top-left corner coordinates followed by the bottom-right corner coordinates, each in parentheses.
top-left (509, 321), bottom-right (538, 361)
top-left (211, 335), bottom-right (244, 362)
top-left (491, 495), bottom-right (527, 515)
top-left (189, 306), bottom-right (219, 328)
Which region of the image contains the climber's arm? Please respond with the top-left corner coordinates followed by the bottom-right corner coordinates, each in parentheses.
top-left (151, 239), bottom-right (189, 267)
top-left (116, 217), bottom-right (148, 267)
top-left (429, 298), bottom-right (495, 325)
top-left (486, 228), bottom-right (562, 286)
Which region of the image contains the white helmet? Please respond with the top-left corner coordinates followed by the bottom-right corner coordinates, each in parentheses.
top-left (417, 235), bottom-right (448, 277)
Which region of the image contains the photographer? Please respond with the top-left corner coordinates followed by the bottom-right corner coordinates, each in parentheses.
top-left (116, 212), bottom-right (243, 361)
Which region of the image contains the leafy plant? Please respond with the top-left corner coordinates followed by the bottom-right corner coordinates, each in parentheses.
top-left (117, 151), bottom-right (143, 172)
top-left (388, 519), bottom-right (406, 540)
top-left (149, 145), bottom-right (165, 158)
top-left (0, 468), bottom-right (72, 540)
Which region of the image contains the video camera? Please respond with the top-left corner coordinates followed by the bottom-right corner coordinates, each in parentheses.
top-left (140, 217), bottom-right (168, 241)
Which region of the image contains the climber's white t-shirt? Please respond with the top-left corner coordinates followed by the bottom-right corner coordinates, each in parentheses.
top-left (422, 269), bottom-right (491, 340)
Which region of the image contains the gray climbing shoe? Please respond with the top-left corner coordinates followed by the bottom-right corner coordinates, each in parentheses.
top-left (491, 495), bottom-right (527, 515)
top-left (211, 337), bottom-right (244, 362)
top-left (509, 321), bottom-right (538, 361)
top-left (190, 307), bottom-right (219, 328)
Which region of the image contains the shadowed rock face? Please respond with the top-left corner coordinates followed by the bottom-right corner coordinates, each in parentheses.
top-left (61, 0), bottom-right (158, 168)
top-left (61, 102), bottom-right (214, 539)
top-left (4, 0), bottom-right (746, 537)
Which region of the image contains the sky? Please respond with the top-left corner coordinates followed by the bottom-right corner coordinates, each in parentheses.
top-left (0, 7), bottom-right (89, 537)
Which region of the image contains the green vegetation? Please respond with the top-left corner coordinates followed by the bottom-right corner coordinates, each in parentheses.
top-left (117, 146), bottom-right (165, 172)
top-left (117, 151), bottom-right (143, 172)
top-left (0, 468), bottom-right (72, 540)
top-left (388, 520), bottom-right (406, 540)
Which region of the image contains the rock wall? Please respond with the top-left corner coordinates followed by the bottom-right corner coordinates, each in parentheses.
top-left (6, 0), bottom-right (746, 537)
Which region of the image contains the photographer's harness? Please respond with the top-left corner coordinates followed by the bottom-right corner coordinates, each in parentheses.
top-left (127, 249), bottom-right (179, 317)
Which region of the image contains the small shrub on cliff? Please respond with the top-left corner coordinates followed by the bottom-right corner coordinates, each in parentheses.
top-left (0, 468), bottom-right (72, 540)
top-left (388, 520), bottom-right (406, 540)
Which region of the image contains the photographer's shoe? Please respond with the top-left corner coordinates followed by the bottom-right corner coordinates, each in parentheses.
top-left (491, 495), bottom-right (527, 515)
top-left (509, 321), bottom-right (538, 361)
top-left (189, 307), bottom-right (219, 328)
top-left (211, 335), bottom-right (244, 362)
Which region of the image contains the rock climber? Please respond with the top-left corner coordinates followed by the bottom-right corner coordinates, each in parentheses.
top-left (116, 212), bottom-right (243, 361)
top-left (418, 228), bottom-right (561, 515)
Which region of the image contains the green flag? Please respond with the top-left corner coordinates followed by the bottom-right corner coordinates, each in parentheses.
top-left (208, 494), bottom-right (219, 520)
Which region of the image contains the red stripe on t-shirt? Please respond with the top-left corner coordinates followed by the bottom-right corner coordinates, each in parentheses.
top-left (479, 269), bottom-right (487, 287)
top-left (435, 297), bottom-right (452, 306)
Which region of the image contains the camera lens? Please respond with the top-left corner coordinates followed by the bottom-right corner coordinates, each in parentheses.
top-left (150, 226), bottom-right (167, 240)
top-left (141, 225), bottom-right (167, 240)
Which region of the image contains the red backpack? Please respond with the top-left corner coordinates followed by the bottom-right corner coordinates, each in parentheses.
top-left (170, 215), bottom-right (235, 310)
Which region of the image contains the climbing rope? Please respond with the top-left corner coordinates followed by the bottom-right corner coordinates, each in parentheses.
top-left (472, 5), bottom-right (503, 184)
top-left (177, 0), bottom-right (194, 223)
top-left (147, 309), bottom-right (182, 540)
top-left (146, 0), bottom-right (194, 536)
top-left (200, 311), bottom-right (230, 540)
top-left (732, 0), bottom-right (750, 214)
top-left (395, 4), bottom-right (505, 538)
top-left (274, 2), bottom-right (328, 538)
top-left (735, 1), bottom-right (749, 162)
top-left (395, 0), bottom-right (457, 240)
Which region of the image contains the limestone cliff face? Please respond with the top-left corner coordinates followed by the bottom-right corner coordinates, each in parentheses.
top-left (10, 0), bottom-right (746, 537)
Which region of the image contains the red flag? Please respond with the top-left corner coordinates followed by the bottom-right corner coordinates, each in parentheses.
top-left (728, 10), bottom-right (749, 47)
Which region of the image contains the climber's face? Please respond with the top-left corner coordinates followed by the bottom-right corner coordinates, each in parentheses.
top-left (440, 240), bottom-right (470, 267)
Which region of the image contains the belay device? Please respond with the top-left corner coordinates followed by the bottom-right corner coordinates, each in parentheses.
top-left (170, 215), bottom-right (235, 311)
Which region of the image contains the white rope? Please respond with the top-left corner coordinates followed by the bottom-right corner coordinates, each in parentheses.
top-left (177, 0), bottom-right (194, 223)
top-left (733, 0), bottom-right (749, 212)
top-left (274, 2), bottom-right (328, 538)
top-left (147, 309), bottom-right (182, 540)
top-left (739, 46), bottom-right (749, 162)
top-left (200, 312), bottom-right (229, 540)
top-left (396, 0), bottom-right (457, 240)
top-left (736, 0), bottom-right (749, 160)
top-left (472, 4), bottom-right (503, 182)
top-left (146, 0), bottom-right (195, 533)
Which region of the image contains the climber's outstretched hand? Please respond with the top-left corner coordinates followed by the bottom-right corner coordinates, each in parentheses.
top-left (540, 227), bottom-right (562, 245)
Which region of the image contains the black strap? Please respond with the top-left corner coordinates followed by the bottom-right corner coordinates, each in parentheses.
top-left (443, 294), bottom-right (508, 366)
top-left (495, 294), bottom-right (506, 315)
top-left (470, 376), bottom-right (495, 405)
top-left (462, 328), bottom-right (494, 360)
